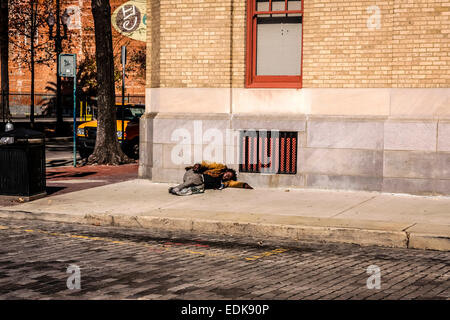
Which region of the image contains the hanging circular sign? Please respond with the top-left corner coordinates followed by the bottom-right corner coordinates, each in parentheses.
top-left (112, 0), bottom-right (147, 42)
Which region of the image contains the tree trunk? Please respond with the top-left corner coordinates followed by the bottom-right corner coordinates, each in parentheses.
top-left (30, 0), bottom-right (36, 126)
top-left (55, 0), bottom-right (63, 134)
top-left (88, 0), bottom-right (131, 165)
top-left (0, 0), bottom-right (10, 122)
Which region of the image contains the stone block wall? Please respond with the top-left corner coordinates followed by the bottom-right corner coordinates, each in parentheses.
top-left (303, 118), bottom-right (450, 195)
top-left (140, 114), bottom-right (450, 196)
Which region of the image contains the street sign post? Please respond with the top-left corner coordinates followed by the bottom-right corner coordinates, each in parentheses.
top-left (58, 53), bottom-right (77, 167)
top-left (121, 46), bottom-right (126, 143)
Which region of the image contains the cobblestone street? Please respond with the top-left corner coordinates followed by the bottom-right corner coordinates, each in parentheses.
top-left (0, 218), bottom-right (448, 300)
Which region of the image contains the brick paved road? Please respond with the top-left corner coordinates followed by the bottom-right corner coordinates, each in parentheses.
top-left (0, 218), bottom-right (448, 300)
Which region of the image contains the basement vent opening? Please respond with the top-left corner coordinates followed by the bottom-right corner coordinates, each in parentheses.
top-left (239, 130), bottom-right (298, 174)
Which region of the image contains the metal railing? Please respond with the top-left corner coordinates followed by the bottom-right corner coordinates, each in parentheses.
top-left (1, 92), bottom-right (145, 122)
top-left (115, 94), bottom-right (145, 106)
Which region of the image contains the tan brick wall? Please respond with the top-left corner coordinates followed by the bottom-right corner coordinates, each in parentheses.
top-left (302, 0), bottom-right (394, 88)
top-left (392, 0), bottom-right (449, 88)
top-left (303, 0), bottom-right (449, 88)
top-left (146, 0), bottom-right (160, 88)
top-left (146, 0), bottom-right (449, 89)
top-left (231, 0), bottom-right (247, 88)
top-left (146, 0), bottom-right (246, 88)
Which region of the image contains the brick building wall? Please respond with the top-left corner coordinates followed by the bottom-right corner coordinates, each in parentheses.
top-left (302, 0), bottom-right (394, 87)
top-left (8, 0), bottom-right (146, 101)
top-left (303, 0), bottom-right (449, 88)
top-left (141, 0), bottom-right (450, 196)
top-left (391, 0), bottom-right (449, 87)
top-left (146, 0), bottom-right (247, 89)
top-left (146, 0), bottom-right (449, 88)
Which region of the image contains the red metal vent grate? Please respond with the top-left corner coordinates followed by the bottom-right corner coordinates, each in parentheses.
top-left (239, 130), bottom-right (297, 174)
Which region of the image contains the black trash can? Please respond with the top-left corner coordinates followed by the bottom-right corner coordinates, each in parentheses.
top-left (0, 127), bottom-right (46, 200)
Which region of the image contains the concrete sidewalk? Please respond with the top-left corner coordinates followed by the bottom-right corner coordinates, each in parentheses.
top-left (0, 179), bottom-right (449, 251)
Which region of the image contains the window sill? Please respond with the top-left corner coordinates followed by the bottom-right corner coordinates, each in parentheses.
top-left (245, 82), bottom-right (302, 89)
top-left (246, 76), bottom-right (302, 89)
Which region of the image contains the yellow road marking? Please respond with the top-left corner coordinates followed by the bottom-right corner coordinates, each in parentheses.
top-left (70, 235), bottom-right (91, 239)
top-left (111, 241), bottom-right (126, 244)
top-left (0, 225), bottom-right (290, 262)
top-left (185, 250), bottom-right (205, 255)
top-left (245, 248), bottom-right (290, 261)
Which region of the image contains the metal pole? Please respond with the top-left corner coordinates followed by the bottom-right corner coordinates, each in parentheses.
top-left (73, 57), bottom-right (77, 167)
top-left (1, 90), bottom-right (4, 124)
top-left (121, 46), bottom-right (126, 145)
top-left (30, 0), bottom-right (37, 126)
top-left (55, 0), bottom-right (63, 132)
top-left (1, 0), bottom-right (9, 125)
top-left (121, 68), bottom-right (125, 144)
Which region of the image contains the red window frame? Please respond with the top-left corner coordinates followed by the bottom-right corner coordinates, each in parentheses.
top-left (245, 0), bottom-right (304, 88)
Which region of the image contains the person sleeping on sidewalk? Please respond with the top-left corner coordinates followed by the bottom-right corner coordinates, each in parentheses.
top-left (168, 161), bottom-right (253, 196)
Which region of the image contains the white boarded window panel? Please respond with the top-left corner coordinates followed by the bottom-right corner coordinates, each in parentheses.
top-left (288, 0), bottom-right (302, 11)
top-left (256, 19), bottom-right (302, 76)
top-left (256, 1), bottom-right (302, 13)
top-left (256, 0), bottom-right (269, 11)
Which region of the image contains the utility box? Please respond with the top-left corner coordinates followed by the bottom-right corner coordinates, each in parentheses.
top-left (0, 127), bottom-right (46, 200)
